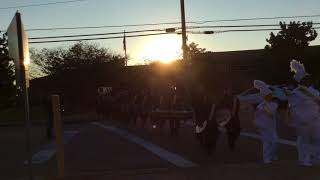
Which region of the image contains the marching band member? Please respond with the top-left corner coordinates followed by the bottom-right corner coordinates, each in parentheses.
top-left (194, 94), bottom-right (215, 147)
top-left (288, 60), bottom-right (320, 166)
top-left (220, 88), bottom-right (241, 152)
top-left (254, 80), bottom-right (279, 164)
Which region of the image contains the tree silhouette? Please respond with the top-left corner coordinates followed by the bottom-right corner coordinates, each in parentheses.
top-left (32, 41), bottom-right (126, 75)
top-left (264, 21), bottom-right (318, 82)
top-left (188, 42), bottom-right (207, 56)
top-left (0, 31), bottom-right (14, 108)
top-left (265, 21), bottom-right (317, 59)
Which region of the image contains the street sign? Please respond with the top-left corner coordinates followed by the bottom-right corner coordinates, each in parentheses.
top-left (7, 12), bottom-right (33, 180)
top-left (7, 12), bottom-right (30, 89)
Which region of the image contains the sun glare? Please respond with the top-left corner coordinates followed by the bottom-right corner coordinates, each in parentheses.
top-left (140, 35), bottom-right (182, 64)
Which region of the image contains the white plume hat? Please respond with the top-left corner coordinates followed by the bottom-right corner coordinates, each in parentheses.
top-left (290, 59), bottom-right (308, 83)
top-left (254, 80), bottom-right (272, 97)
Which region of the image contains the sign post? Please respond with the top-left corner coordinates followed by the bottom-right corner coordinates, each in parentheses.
top-left (52, 95), bottom-right (65, 179)
top-left (7, 12), bottom-right (32, 180)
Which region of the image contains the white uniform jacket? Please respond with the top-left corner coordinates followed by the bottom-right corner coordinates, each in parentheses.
top-left (288, 86), bottom-right (320, 126)
top-left (254, 101), bottom-right (278, 130)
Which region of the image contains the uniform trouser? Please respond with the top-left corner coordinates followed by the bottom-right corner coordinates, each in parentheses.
top-left (227, 129), bottom-right (240, 152)
top-left (140, 112), bottom-right (150, 128)
top-left (313, 122), bottom-right (320, 163)
top-left (205, 125), bottom-right (219, 155)
top-left (296, 122), bottom-right (320, 165)
top-left (258, 128), bottom-right (278, 163)
top-left (170, 120), bottom-right (180, 136)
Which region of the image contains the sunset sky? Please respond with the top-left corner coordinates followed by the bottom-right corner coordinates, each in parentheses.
top-left (1, 0), bottom-right (320, 65)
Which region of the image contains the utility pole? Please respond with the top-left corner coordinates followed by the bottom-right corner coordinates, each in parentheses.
top-left (180, 0), bottom-right (188, 61)
top-left (123, 30), bottom-right (128, 66)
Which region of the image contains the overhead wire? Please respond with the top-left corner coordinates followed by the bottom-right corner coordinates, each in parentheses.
top-left (30, 26), bottom-right (320, 44)
top-left (188, 14), bottom-right (320, 24)
top-left (29, 32), bottom-right (169, 44)
top-left (29, 28), bottom-right (166, 40)
top-left (187, 27), bottom-right (320, 34)
top-left (186, 23), bottom-right (320, 30)
top-left (28, 22), bottom-right (320, 41)
top-left (0, 0), bottom-right (86, 10)
top-left (16, 14), bottom-right (320, 32)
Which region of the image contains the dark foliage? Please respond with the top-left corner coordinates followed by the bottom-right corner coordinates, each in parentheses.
top-left (0, 31), bottom-right (15, 108)
top-left (264, 21), bottom-right (318, 82)
top-left (32, 41), bottom-right (126, 75)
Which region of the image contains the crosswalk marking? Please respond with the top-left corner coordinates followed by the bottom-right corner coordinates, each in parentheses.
top-left (184, 120), bottom-right (297, 147)
top-left (24, 130), bottom-right (79, 165)
top-left (241, 132), bottom-right (296, 146)
top-left (92, 122), bottom-right (198, 168)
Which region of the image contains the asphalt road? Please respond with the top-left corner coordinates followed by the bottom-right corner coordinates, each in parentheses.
top-left (64, 123), bottom-right (174, 175)
top-left (0, 110), bottom-right (319, 180)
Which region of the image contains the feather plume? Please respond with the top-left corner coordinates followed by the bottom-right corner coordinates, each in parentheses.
top-left (254, 80), bottom-right (268, 90)
top-left (290, 59), bottom-right (305, 73)
top-left (254, 80), bottom-right (272, 96)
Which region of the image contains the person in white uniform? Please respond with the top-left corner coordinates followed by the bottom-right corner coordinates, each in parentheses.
top-left (254, 80), bottom-right (279, 164)
top-left (288, 59), bottom-right (320, 166)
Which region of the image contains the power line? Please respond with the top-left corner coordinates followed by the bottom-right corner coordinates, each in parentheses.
top-left (189, 14), bottom-right (320, 24)
top-left (186, 29), bottom-right (282, 34)
top-left (29, 32), bottom-right (169, 44)
top-left (221, 27), bottom-right (320, 33)
top-left (30, 27), bottom-right (320, 44)
top-left (187, 23), bottom-right (320, 30)
top-left (0, 0), bottom-right (86, 10)
top-left (187, 27), bottom-right (320, 34)
top-left (26, 23), bottom-right (180, 32)
top-left (19, 14), bottom-right (320, 32)
top-left (28, 23), bottom-right (320, 40)
top-left (29, 28), bottom-right (166, 40)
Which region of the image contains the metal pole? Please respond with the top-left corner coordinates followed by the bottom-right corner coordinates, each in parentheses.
top-left (16, 12), bottom-right (33, 180)
top-left (52, 95), bottom-right (65, 179)
top-left (180, 0), bottom-right (188, 61)
top-left (179, 0), bottom-right (193, 108)
top-left (123, 30), bottom-right (128, 66)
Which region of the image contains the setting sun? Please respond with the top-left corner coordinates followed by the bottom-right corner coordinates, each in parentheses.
top-left (139, 35), bottom-right (182, 64)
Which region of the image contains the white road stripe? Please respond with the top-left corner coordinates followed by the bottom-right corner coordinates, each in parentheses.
top-left (25, 130), bottom-right (79, 164)
top-left (92, 122), bottom-right (198, 168)
top-left (241, 132), bottom-right (297, 146)
top-left (184, 121), bottom-right (297, 147)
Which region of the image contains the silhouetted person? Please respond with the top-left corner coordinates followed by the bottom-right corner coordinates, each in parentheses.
top-left (204, 111), bottom-right (219, 156)
top-left (215, 88), bottom-right (241, 152)
top-left (171, 87), bottom-right (187, 136)
top-left (103, 92), bottom-right (113, 121)
top-left (153, 89), bottom-right (172, 129)
top-left (141, 89), bottom-right (153, 128)
top-left (121, 90), bottom-right (131, 122)
top-left (96, 91), bottom-right (104, 120)
top-left (131, 89), bottom-right (143, 125)
top-left (193, 93), bottom-right (216, 155)
top-left (194, 95), bottom-right (212, 145)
